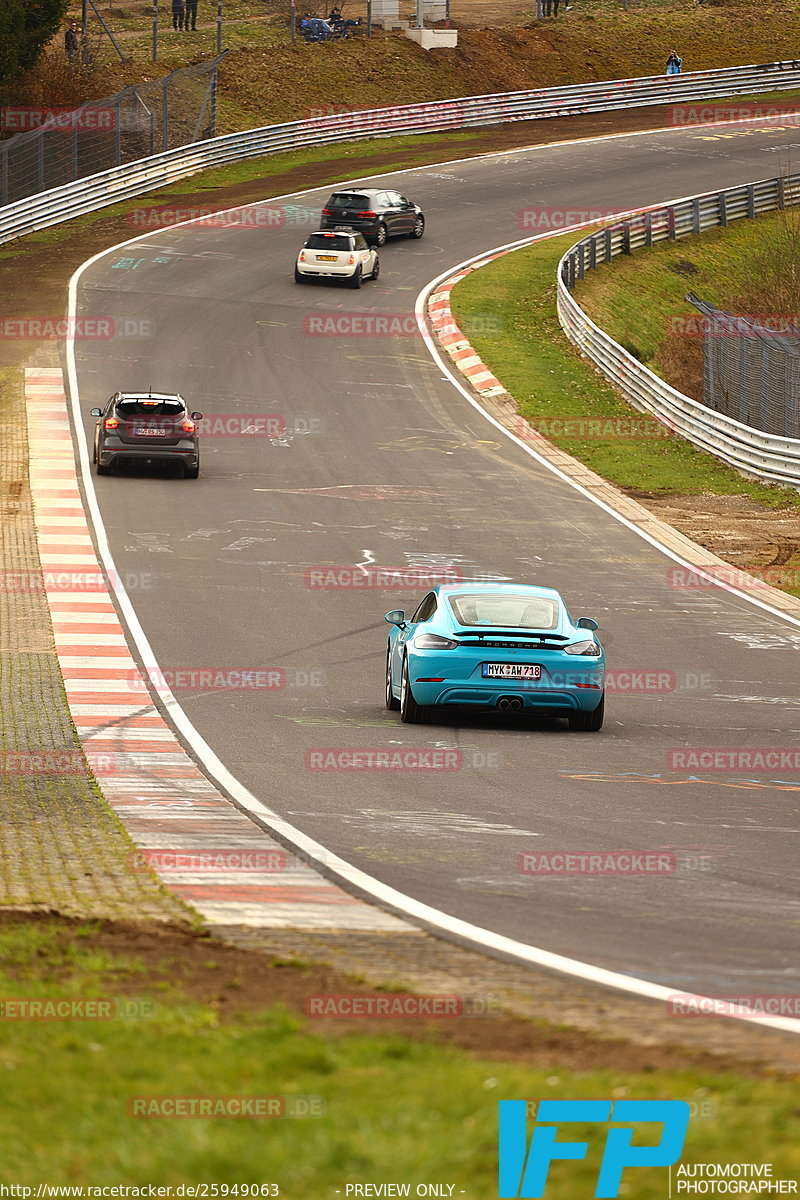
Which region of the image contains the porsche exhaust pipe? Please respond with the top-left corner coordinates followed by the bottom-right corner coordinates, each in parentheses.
top-left (497, 696), bottom-right (523, 712)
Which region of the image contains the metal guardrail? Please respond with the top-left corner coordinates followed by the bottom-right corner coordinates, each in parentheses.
top-left (557, 172), bottom-right (800, 489)
top-left (2, 59), bottom-right (800, 245)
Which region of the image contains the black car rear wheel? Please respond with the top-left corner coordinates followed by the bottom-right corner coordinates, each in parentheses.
top-left (373, 222), bottom-right (387, 247)
top-left (399, 654), bottom-right (429, 724)
top-left (568, 694), bottom-right (604, 732)
top-left (409, 215), bottom-right (425, 239)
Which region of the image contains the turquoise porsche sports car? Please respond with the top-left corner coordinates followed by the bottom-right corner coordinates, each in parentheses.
top-left (384, 583), bottom-right (605, 730)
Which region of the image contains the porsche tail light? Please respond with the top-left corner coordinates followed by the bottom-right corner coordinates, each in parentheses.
top-left (413, 633), bottom-right (459, 650)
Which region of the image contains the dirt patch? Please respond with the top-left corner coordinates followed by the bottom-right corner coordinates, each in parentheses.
top-left (627, 491), bottom-right (800, 586)
top-left (1, 910), bottom-right (787, 1075)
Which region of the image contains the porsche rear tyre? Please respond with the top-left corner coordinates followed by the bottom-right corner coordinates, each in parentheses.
top-left (568, 694), bottom-right (604, 732)
top-left (399, 654), bottom-right (429, 724)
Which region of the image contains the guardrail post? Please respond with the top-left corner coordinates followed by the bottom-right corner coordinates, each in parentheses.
top-left (718, 191), bottom-right (727, 227)
top-left (0, 145), bottom-right (7, 206)
top-left (577, 243), bottom-right (585, 280)
top-left (747, 184), bottom-right (755, 218)
top-left (692, 197), bottom-right (701, 234)
top-left (622, 223), bottom-right (631, 255)
top-left (604, 227), bottom-right (612, 263)
top-left (668, 207), bottom-right (676, 242)
top-left (589, 237), bottom-right (597, 270)
top-left (645, 211), bottom-right (653, 247)
top-left (777, 176), bottom-right (786, 210)
top-left (567, 253), bottom-right (575, 289)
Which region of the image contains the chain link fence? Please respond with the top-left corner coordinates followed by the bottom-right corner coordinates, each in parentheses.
top-left (0, 53), bottom-right (226, 207)
top-left (687, 293), bottom-right (800, 440)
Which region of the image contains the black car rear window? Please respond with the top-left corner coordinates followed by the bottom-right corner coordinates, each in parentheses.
top-left (326, 193), bottom-right (371, 210)
top-left (116, 399), bottom-right (185, 418)
top-left (306, 233), bottom-right (352, 251)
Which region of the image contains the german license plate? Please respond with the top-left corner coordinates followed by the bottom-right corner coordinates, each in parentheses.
top-left (482, 663), bottom-right (541, 679)
top-left (317, 255), bottom-right (338, 261)
top-left (134, 426), bottom-right (169, 436)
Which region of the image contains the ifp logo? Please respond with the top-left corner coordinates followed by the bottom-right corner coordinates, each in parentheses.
top-left (498, 1099), bottom-right (690, 1198)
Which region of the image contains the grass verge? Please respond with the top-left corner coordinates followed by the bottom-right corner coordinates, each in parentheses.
top-left (1, 914), bottom-right (799, 1193)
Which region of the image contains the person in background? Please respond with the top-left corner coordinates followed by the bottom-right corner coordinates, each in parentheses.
top-left (172, 0), bottom-right (185, 29)
top-left (64, 21), bottom-right (79, 62)
top-left (185, 0), bottom-right (198, 28)
top-left (328, 5), bottom-right (360, 26)
top-left (666, 49), bottom-right (683, 74)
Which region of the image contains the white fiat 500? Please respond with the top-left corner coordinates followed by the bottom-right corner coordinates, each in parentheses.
top-left (294, 228), bottom-right (379, 289)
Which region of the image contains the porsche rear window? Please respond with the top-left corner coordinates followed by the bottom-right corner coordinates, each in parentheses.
top-left (306, 234), bottom-right (352, 251)
top-left (327, 193), bottom-right (370, 210)
top-left (116, 399), bottom-right (184, 417)
top-left (449, 593), bottom-right (559, 630)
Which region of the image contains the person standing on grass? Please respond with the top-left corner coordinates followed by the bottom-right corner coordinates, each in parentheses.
top-left (172, 0), bottom-right (185, 29)
top-left (666, 49), bottom-right (683, 74)
top-left (64, 21), bottom-right (79, 62)
top-left (185, 0), bottom-right (198, 29)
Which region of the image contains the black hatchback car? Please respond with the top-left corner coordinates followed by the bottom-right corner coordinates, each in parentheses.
top-left (90, 392), bottom-right (203, 478)
top-left (320, 187), bottom-right (425, 246)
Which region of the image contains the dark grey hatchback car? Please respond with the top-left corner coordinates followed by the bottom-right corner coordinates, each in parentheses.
top-left (90, 392), bottom-right (203, 478)
top-left (320, 187), bottom-right (425, 246)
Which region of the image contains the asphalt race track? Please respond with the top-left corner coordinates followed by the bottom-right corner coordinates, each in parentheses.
top-left (71, 120), bottom-right (800, 998)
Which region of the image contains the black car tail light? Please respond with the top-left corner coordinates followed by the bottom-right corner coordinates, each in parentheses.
top-left (322, 207), bottom-right (333, 215)
top-left (356, 210), bottom-right (377, 217)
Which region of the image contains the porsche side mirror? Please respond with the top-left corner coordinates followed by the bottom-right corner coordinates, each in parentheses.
top-left (384, 610), bottom-right (406, 628)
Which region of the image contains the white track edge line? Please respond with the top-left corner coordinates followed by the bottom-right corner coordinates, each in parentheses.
top-left (62, 140), bottom-right (800, 1036)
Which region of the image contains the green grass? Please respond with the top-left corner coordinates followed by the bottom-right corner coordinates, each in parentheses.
top-left (0, 918), bottom-right (799, 1193)
top-left (450, 231), bottom-right (800, 508)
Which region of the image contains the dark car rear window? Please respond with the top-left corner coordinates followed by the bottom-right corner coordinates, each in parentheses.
top-left (116, 399), bottom-right (185, 418)
top-left (306, 233), bottom-right (352, 251)
top-left (326, 193), bottom-right (371, 210)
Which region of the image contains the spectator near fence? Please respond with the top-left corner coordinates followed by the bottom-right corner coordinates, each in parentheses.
top-left (172, 0), bottom-right (186, 29)
top-left (64, 21), bottom-right (79, 62)
top-left (666, 50), bottom-right (683, 75)
top-left (185, 0), bottom-right (198, 29)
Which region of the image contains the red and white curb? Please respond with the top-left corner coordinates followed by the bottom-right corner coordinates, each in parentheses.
top-left (24, 366), bottom-right (410, 933)
top-left (428, 264), bottom-right (510, 400)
